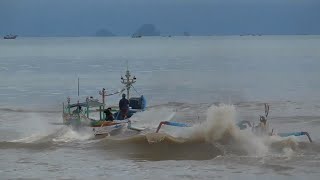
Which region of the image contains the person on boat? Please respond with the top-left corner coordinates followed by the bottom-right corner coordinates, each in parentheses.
top-left (72, 106), bottom-right (82, 114)
top-left (104, 108), bottom-right (114, 121)
top-left (140, 95), bottom-right (146, 110)
top-left (119, 93), bottom-right (129, 119)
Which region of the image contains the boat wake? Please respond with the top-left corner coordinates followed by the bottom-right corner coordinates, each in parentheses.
top-left (0, 126), bottom-right (94, 150)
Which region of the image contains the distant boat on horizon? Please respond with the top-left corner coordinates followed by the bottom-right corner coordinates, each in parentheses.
top-left (131, 34), bottom-right (142, 38)
top-left (3, 34), bottom-right (18, 39)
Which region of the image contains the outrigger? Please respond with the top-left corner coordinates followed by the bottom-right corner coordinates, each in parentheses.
top-left (62, 67), bottom-right (146, 136)
top-left (155, 104), bottom-right (313, 143)
top-left (237, 104), bottom-right (312, 142)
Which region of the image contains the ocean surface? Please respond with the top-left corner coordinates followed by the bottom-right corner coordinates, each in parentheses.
top-left (0, 36), bottom-right (320, 179)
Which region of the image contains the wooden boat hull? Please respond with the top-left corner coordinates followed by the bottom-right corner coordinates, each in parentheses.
top-left (92, 122), bottom-right (127, 136)
top-left (63, 113), bottom-right (128, 136)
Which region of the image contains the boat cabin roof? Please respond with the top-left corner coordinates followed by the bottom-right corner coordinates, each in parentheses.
top-left (67, 100), bottom-right (104, 108)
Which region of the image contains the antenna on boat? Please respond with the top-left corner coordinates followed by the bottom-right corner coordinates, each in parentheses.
top-left (121, 61), bottom-right (136, 99)
top-left (126, 60), bottom-right (129, 72)
top-left (77, 77), bottom-right (80, 97)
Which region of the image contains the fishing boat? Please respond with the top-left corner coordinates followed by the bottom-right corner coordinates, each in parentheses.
top-left (3, 34), bottom-right (18, 39)
top-left (62, 94), bottom-right (144, 136)
top-left (62, 67), bottom-right (146, 136)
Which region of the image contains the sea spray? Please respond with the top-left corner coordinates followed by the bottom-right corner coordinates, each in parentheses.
top-left (185, 104), bottom-right (269, 156)
top-left (130, 107), bottom-right (176, 129)
top-left (11, 126), bottom-right (93, 144)
top-left (202, 104), bottom-right (237, 142)
top-left (122, 104), bottom-right (300, 157)
top-left (187, 104), bottom-right (237, 143)
top-left (4, 112), bottom-right (59, 142)
top-left (268, 135), bottom-right (299, 153)
top-left (52, 126), bottom-right (94, 142)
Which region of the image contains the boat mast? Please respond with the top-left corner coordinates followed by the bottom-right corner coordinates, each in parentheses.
top-left (121, 62), bottom-right (136, 99)
top-left (77, 77), bottom-right (80, 97)
top-left (99, 88), bottom-right (106, 104)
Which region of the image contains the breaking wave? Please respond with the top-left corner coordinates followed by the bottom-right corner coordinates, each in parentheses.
top-left (85, 104), bottom-right (318, 160)
top-left (1, 104), bottom-right (318, 160)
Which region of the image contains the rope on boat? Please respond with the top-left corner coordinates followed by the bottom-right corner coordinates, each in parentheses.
top-left (156, 121), bottom-right (191, 133)
top-left (131, 85), bottom-right (141, 96)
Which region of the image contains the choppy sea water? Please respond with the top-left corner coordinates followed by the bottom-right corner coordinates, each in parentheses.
top-left (0, 36), bottom-right (320, 179)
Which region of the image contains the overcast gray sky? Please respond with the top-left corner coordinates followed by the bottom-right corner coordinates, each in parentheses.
top-left (0, 0), bottom-right (319, 36)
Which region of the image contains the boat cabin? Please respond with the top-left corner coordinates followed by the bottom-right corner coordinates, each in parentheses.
top-left (63, 98), bottom-right (107, 125)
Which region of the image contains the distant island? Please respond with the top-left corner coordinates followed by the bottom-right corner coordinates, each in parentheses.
top-left (132, 24), bottom-right (160, 37)
top-left (95, 29), bottom-right (115, 37)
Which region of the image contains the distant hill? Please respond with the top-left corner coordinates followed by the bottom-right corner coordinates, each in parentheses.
top-left (132, 24), bottom-right (160, 37)
top-left (95, 29), bottom-right (115, 37)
